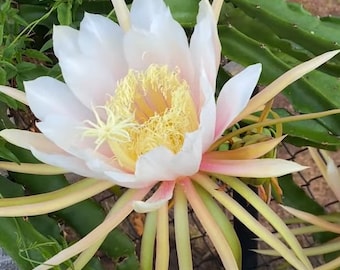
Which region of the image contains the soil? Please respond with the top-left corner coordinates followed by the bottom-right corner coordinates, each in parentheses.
top-left (290, 0), bottom-right (340, 16)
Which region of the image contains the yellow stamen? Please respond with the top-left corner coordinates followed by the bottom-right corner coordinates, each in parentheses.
top-left (83, 65), bottom-right (199, 172)
top-left (83, 105), bottom-right (136, 150)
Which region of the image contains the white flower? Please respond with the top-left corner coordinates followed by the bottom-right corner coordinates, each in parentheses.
top-left (0, 1), bottom-right (338, 269)
top-left (0, 0), bottom-right (270, 190)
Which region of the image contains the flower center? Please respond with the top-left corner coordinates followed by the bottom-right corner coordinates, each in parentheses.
top-left (83, 65), bottom-right (199, 171)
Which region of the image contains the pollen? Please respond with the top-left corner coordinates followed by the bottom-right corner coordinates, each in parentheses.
top-left (82, 65), bottom-right (199, 171)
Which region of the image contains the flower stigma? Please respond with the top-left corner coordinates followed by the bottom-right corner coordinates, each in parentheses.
top-left (83, 65), bottom-right (199, 171)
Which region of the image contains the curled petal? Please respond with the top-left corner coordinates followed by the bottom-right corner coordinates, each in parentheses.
top-left (280, 205), bottom-right (340, 234)
top-left (205, 136), bottom-right (285, 160)
top-left (193, 173), bottom-right (312, 269)
top-left (200, 158), bottom-right (307, 178)
top-left (0, 162), bottom-right (66, 175)
top-left (0, 179), bottom-right (113, 216)
top-left (182, 178), bottom-right (239, 269)
top-left (235, 50), bottom-right (340, 122)
top-left (173, 183), bottom-right (193, 269)
top-left (0, 129), bottom-right (64, 154)
top-left (215, 64), bottom-right (262, 138)
top-left (133, 181), bottom-right (176, 213)
top-left (0, 85), bottom-right (27, 105)
top-left (0, 129), bottom-right (99, 178)
top-left (254, 240), bottom-right (340, 257)
top-left (155, 204), bottom-right (170, 269)
top-left (34, 188), bottom-right (150, 270)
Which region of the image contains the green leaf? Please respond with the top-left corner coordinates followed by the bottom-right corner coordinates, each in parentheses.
top-left (219, 0), bottom-right (340, 137)
top-left (16, 62), bottom-right (51, 90)
top-left (220, 3), bottom-right (310, 63)
top-left (28, 216), bottom-right (64, 243)
top-left (0, 24), bottom-right (3, 45)
top-left (0, 177), bottom-right (67, 270)
top-left (57, 2), bottom-right (72, 26)
top-left (0, 177), bottom-right (104, 270)
top-left (273, 109), bottom-right (340, 150)
top-left (280, 175), bottom-right (324, 215)
top-left (18, 4), bottom-right (57, 28)
top-left (0, 61), bottom-right (17, 81)
top-left (0, 139), bottom-right (20, 163)
top-left (0, 67), bottom-right (6, 85)
top-left (23, 49), bottom-right (52, 63)
top-left (75, 0), bottom-right (111, 20)
top-left (12, 13), bottom-right (29, 27)
top-left (216, 67), bottom-right (232, 97)
top-left (0, 0), bottom-right (11, 13)
top-left (164, 0), bottom-right (199, 27)
top-left (40, 39), bottom-right (53, 53)
top-left (228, 0), bottom-right (340, 67)
top-left (0, 93), bottom-right (21, 109)
top-left (218, 24), bottom-right (340, 136)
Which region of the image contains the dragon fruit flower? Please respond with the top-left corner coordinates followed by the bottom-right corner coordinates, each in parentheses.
top-left (0, 0), bottom-right (338, 269)
top-left (0, 0), bottom-right (307, 212)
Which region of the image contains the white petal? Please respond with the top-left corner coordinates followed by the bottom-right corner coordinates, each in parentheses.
top-left (24, 77), bottom-right (92, 122)
top-left (133, 181), bottom-right (175, 213)
top-left (83, 153), bottom-right (141, 187)
top-left (135, 130), bottom-right (202, 183)
top-left (214, 64), bottom-right (262, 138)
top-left (37, 117), bottom-right (85, 154)
top-left (198, 71), bottom-right (216, 152)
top-left (0, 129), bottom-right (64, 154)
top-left (53, 14), bottom-right (127, 107)
top-left (130, 0), bottom-right (168, 30)
top-left (36, 115), bottom-right (112, 159)
top-left (190, 0), bottom-right (221, 90)
top-left (124, 0), bottom-right (193, 81)
top-left (86, 156), bottom-right (126, 176)
top-left (60, 56), bottom-right (117, 107)
top-left (0, 129), bottom-right (98, 177)
top-left (52, 26), bottom-right (79, 54)
top-left (30, 147), bottom-right (100, 178)
top-left (104, 170), bottom-right (156, 188)
top-left (79, 13), bottom-right (123, 55)
top-left (200, 158), bottom-right (307, 178)
top-left (78, 13), bottom-right (127, 78)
